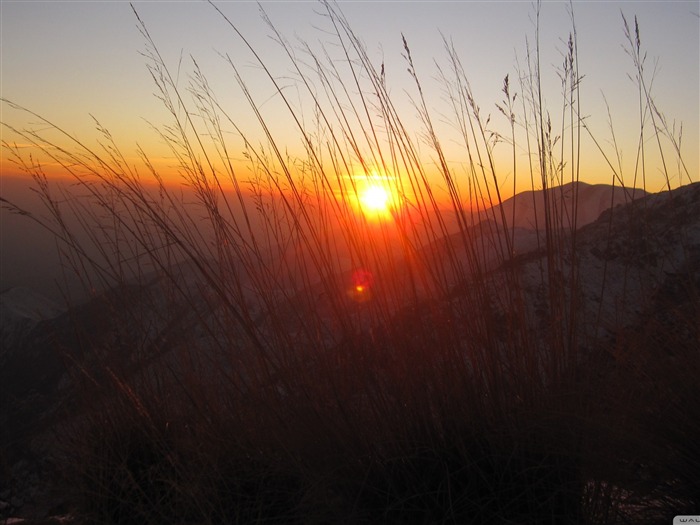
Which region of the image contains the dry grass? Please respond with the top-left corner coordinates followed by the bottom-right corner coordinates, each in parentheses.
top-left (1, 1), bottom-right (697, 523)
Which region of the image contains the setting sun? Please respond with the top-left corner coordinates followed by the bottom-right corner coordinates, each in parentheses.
top-left (359, 184), bottom-right (391, 213)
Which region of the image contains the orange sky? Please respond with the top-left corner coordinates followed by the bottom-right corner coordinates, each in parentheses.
top-left (2, 1), bottom-right (698, 205)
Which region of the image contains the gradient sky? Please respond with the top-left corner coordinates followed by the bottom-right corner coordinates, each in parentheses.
top-left (1, 1), bottom-right (699, 197)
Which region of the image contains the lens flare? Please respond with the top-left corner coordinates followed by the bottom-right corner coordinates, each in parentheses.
top-left (348, 268), bottom-right (374, 302)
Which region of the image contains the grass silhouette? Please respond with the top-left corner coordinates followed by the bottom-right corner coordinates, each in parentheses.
top-left (1, 1), bottom-right (697, 523)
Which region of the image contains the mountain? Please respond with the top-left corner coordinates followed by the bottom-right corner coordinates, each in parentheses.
top-left (485, 181), bottom-right (647, 230)
top-left (1, 287), bottom-right (64, 365)
top-left (487, 181), bottom-right (700, 343)
top-left (428, 182), bottom-right (648, 280)
top-left (438, 180), bottom-right (648, 232)
top-left (1, 181), bottom-right (697, 522)
top-left (0, 287), bottom-right (63, 322)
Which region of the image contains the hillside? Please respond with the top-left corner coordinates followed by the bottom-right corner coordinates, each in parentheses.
top-left (1, 182), bottom-right (698, 523)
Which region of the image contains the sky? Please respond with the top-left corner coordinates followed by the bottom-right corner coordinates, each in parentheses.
top-left (2, 0), bottom-right (698, 194)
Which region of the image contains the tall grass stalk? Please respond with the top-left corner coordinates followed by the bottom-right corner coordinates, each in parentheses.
top-left (1, 1), bottom-right (696, 523)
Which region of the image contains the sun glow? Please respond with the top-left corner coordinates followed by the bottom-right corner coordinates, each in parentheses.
top-left (348, 169), bottom-right (403, 220)
top-left (359, 185), bottom-right (391, 213)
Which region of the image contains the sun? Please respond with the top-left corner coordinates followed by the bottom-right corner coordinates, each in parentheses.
top-left (358, 184), bottom-right (392, 215)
